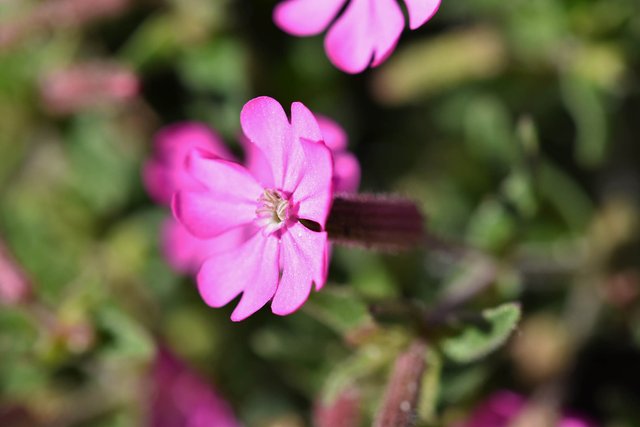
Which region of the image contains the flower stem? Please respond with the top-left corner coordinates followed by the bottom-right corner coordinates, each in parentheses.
top-left (326, 193), bottom-right (425, 252)
top-left (373, 339), bottom-right (428, 427)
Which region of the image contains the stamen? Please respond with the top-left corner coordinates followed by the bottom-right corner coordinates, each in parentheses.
top-left (255, 189), bottom-right (291, 234)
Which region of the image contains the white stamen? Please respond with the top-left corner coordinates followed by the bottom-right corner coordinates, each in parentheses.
top-left (255, 189), bottom-right (291, 234)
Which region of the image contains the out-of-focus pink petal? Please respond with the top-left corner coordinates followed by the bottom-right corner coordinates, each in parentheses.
top-left (369, 0), bottom-right (406, 67)
top-left (143, 158), bottom-right (172, 205)
top-left (324, 0), bottom-right (404, 73)
top-left (144, 123), bottom-right (233, 205)
top-left (274, 0), bottom-right (346, 36)
top-left (155, 123), bottom-right (233, 164)
top-left (240, 96), bottom-right (297, 189)
top-left (333, 152), bottom-right (361, 193)
top-left (151, 348), bottom-right (240, 427)
top-left (272, 222), bottom-right (328, 315)
top-left (197, 229), bottom-right (271, 311)
top-left (162, 219), bottom-right (248, 274)
top-left (403, 0), bottom-right (441, 30)
top-left (316, 115), bottom-right (347, 151)
top-left (294, 139), bottom-right (334, 226)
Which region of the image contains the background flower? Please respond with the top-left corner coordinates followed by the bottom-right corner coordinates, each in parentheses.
top-left (274, 0), bottom-right (441, 73)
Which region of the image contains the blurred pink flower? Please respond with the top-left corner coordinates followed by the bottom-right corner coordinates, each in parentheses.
top-left (144, 123), bottom-right (234, 207)
top-left (40, 62), bottom-right (138, 115)
top-left (458, 391), bottom-right (596, 427)
top-left (274, 0), bottom-right (441, 74)
top-left (143, 123), bottom-right (243, 273)
top-left (150, 349), bottom-right (240, 427)
top-left (316, 115), bottom-right (360, 193)
top-left (174, 96), bottom-right (333, 321)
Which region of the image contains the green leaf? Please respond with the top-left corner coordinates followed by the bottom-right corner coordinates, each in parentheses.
top-left (302, 287), bottom-right (372, 336)
top-left (466, 199), bottom-right (517, 252)
top-left (441, 303), bottom-right (521, 363)
top-left (96, 306), bottom-right (154, 362)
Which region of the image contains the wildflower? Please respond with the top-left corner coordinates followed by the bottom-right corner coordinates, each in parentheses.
top-left (273, 0), bottom-right (441, 74)
top-left (174, 97), bottom-right (333, 320)
top-left (150, 348), bottom-right (240, 427)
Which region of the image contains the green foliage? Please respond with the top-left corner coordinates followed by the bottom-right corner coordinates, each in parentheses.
top-left (441, 303), bottom-right (522, 364)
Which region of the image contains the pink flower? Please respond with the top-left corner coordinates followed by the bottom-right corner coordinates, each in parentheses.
top-left (174, 97), bottom-right (334, 321)
top-left (150, 348), bottom-right (240, 427)
top-left (143, 123), bottom-right (234, 206)
top-left (458, 391), bottom-right (597, 427)
top-left (273, 0), bottom-right (441, 74)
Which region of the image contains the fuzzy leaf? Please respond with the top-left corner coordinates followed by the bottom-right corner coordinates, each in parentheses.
top-left (441, 303), bottom-right (521, 363)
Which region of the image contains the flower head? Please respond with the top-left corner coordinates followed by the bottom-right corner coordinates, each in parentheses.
top-left (274, 0), bottom-right (441, 74)
top-left (174, 97), bottom-right (334, 321)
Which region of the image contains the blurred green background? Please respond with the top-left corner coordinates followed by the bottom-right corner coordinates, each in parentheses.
top-left (1, 0), bottom-right (640, 425)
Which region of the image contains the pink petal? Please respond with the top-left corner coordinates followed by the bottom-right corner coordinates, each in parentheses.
top-left (240, 96), bottom-right (298, 189)
top-left (242, 135), bottom-right (275, 189)
top-left (274, 0), bottom-right (346, 36)
top-left (316, 115), bottom-right (347, 151)
top-left (403, 0), bottom-right (441, 30)
top-left (173, 152), bottom-right (262, 238)
top-left (186, 149), bottom-right (262, 196)
top-left (291, 101), bottom-right (323, 143)
top-left (231, 236), bottom-right (281, 321)
top-left (294, 139), bottom-right (334, 226)
top-left (333, 151), bottom-right (361, 193)
top-left (143, 158), bottom-right (173, 205)
top-left (280, 101), bottom-right (325, 192)
top-left (324, 0), bottom-right (404, 73)
top-left (162, 219), bottom-right (248, 274)
top-left (197, 230), bottom-right (278, 314)
top-left (156, 123), bottom-right (233, 165)
top-left (272, 222), bottom-right (328, 315)
top-left (173, 190), bottom-right (256, 239)
top-left (144, 123), bottom-right (234, 205)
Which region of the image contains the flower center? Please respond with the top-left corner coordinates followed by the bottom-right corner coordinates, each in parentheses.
top-left (255, 189), bottom-right (291, 234)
